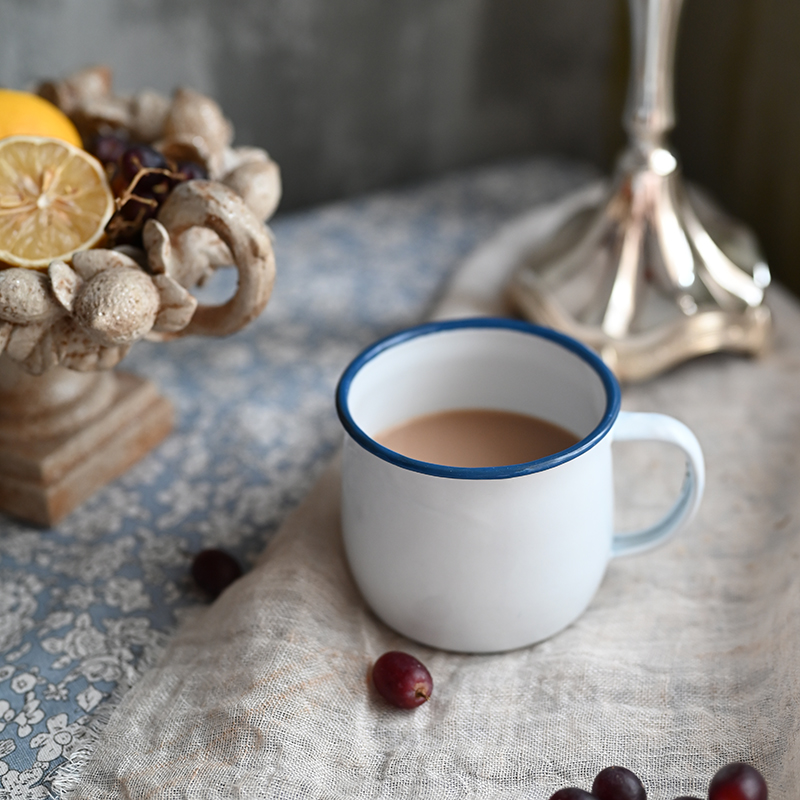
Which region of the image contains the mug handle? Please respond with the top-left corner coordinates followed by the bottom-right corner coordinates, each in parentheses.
top-left (611, 411), bottom-right (706, 557)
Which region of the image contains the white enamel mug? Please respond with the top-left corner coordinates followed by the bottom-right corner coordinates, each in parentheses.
top-left (336, 319), bottom-right (705, 653)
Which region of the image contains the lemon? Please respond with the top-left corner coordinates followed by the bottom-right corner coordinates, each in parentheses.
top-left (0, 136), bottom-right (115, 269)
top-left (0, 89), bottom-right (82, 147)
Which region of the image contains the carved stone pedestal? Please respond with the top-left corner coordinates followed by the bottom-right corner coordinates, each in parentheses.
top-left (0, 357), bottom-right (172, 527)
top-left (0, 72), bottom-right (281, 524)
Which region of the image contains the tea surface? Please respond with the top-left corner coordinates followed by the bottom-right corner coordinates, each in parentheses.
top-left (375, 408), bottom-right (580, 467)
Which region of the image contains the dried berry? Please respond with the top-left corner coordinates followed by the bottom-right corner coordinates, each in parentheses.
top-left (176, 161), bottom-right (209, 181)
top-left (191, 548), bottom-right (242, 599)
top-left (371, 651), bottom-right (432, 709)
top-left (708, 763), bottom-right (768, 800)
top-left (592, 765), bottom-right (647, 800)
top-left (89, 133), bottom-right (128, 167)
top-left (120, 143), bottom-right (169, 181)
top-left (133, 168), bottom-right (179, 199)
top-left (105, 166), bottom-right (183, 246)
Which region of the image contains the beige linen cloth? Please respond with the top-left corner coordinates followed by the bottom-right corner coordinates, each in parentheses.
top-left (61, 187), bottom-right (800, 799)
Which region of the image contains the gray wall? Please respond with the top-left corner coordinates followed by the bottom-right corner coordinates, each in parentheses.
top-left (674, 0), bottom-right (800, 299)
top-left (2, 0), bottom-right (799, 294)
top-left (0, 0), bottom-right (625, 207)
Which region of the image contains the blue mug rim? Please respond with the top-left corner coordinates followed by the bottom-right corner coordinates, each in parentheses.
top-left (335, 317), bottom-right (621, 480)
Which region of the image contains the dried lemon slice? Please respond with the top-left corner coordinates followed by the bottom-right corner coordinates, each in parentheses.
top-left (0, 136), bottom-right (114, 269)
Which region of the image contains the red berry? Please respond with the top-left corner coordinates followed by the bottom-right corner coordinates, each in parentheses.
top-left (371, 651), bottom-right (432, 708)
top-left (708, 763), bottom-right (767, 800)
top-left (548, 790), bottom-right (596, 800)
top-left (191, 548), bottom-right (242, 598)
top-left (592, 766), bottom-right (647, 800)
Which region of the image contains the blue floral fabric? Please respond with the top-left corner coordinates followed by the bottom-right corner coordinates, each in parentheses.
top-left (0, 159), bottom-right (594, 798)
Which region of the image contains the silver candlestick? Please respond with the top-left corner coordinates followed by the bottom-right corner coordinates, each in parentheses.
top-left (507, 0), bottom-right (771, 382)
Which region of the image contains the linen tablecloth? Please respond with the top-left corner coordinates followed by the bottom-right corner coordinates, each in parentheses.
top-left (63, 176), bottom-right (800, 796)
top-left (3, 158), bottom-right (799, 798)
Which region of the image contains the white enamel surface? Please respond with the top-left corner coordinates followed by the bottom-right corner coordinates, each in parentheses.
top-left (343, 434), bottom-right (613, 652)
top-left (347, 327), bottom-right (607, 441)
top-left (610, 411), bottom-right (706, 556)
top-left (340, 324), bottom-right (705, 653)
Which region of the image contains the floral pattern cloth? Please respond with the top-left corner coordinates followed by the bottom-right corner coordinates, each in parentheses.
top-left (0, 159), bottom-right (594, 798)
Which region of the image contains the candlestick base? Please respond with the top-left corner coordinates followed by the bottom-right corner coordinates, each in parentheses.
top-left (506, 153), bottom-right (772, 382)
